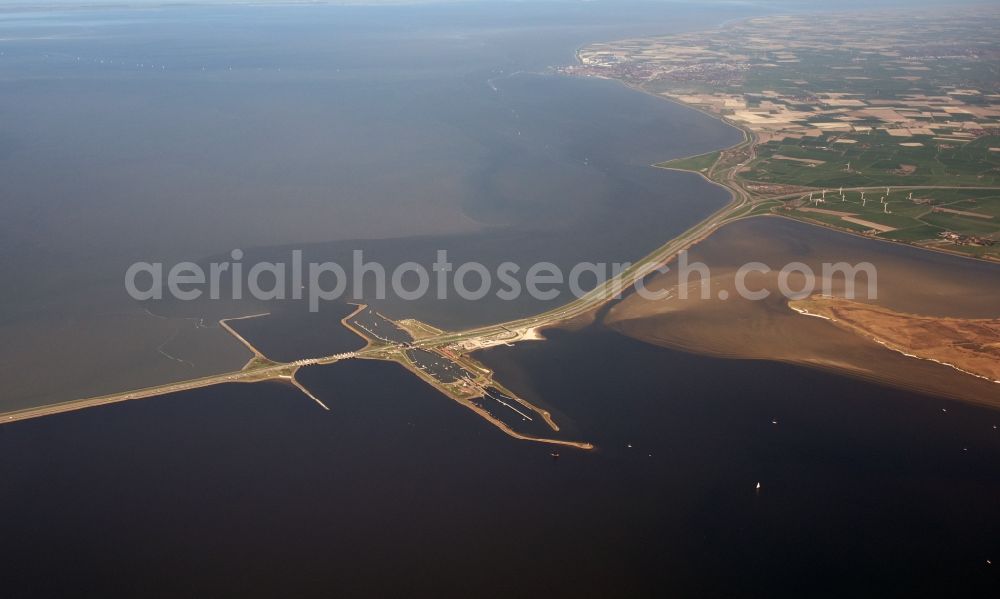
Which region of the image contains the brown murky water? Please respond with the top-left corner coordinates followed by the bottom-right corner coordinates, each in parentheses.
top-left (606, 217), bottom-right (1000, 407)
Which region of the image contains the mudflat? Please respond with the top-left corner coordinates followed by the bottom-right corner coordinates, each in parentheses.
top-left (605, 217), bottom-right (1000, 407)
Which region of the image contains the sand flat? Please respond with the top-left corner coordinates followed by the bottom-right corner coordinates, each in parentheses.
top-left (790, 296), bottom-right (1000, 383)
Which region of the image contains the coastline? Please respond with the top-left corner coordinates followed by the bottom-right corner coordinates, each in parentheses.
top-left (5, 16), bottom-right (998, 423)
top-left (568, 41), bottom-right (1000, 266)
top-left (565, 36), bottom-right (1000, 408)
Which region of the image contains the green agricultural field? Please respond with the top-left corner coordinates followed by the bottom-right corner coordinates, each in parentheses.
top-left (776, 188), bottom-right (1000, 259)
top-left (746, 134), bottom-right (1000, 189)
top-left (574, 10), bottom-right (1000, 261)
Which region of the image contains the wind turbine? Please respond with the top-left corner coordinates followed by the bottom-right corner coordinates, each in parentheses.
top-left (908, 192), bottom-right (913, 200)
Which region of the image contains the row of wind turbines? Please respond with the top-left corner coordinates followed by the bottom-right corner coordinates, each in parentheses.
top-left (808, 186), bottom-right (915, 215)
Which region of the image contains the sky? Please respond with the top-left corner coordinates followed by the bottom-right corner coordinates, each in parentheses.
top-left (2, 0), bottom-right (986, 10)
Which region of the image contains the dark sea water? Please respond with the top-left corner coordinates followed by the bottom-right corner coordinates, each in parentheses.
top-left (226, 301), bottom-right (366, 362)
top-left (1, 326), bottom-right (997, 597)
